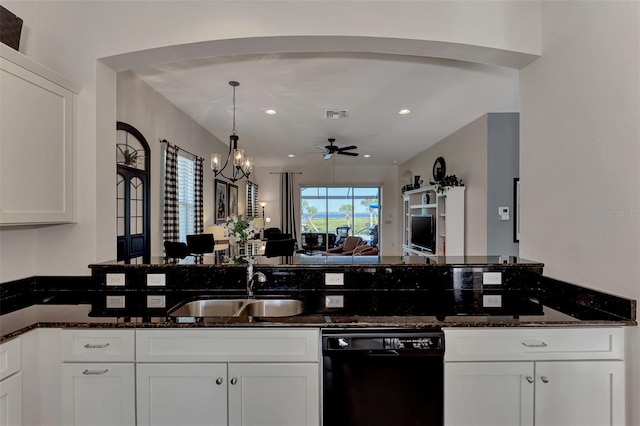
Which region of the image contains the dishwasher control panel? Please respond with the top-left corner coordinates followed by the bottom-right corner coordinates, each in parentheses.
top-left (384, 336), bottom-right (441, 350)
top-left (323, 329), bottom-right (444, 353)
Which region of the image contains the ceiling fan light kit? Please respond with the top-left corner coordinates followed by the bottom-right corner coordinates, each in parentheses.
top-left (321, 138), bottom-right (359, 160)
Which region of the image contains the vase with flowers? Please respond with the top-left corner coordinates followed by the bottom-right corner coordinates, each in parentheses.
top-left (224, 215), bottom-right (260, 264)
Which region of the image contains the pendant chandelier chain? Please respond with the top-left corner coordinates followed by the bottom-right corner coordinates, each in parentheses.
top-left (232, 83), bottom-right (237, 136)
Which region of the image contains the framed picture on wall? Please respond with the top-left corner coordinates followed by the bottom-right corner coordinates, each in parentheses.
top-left (228, 183), bottom-right (238, 218)
top-left (215, 179), bottom-right (228, 224)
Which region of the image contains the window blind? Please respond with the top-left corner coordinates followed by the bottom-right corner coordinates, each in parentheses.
top-left (246, 181), bottom-right (259, 219)
top-left (177, 153), bottom-right (196, 241)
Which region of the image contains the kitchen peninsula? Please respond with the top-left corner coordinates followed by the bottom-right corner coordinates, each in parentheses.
top-left (0, 256), bottom-right (635, 426)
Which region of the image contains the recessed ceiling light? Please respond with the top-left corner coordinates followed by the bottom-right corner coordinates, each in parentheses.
top-left (363, 154), bottom-right (371, 158)
top-left (288, 154), bottom-right (295, 158)
top-left (265, 109), bottom-right (277, 115)
top-left (398, 109), bottom-right (411, 115)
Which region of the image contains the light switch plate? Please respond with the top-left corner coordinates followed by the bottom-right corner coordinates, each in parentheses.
top-left (147, 295), bottom-right (166, 308)
top-left (106, 273), bottom-right (125, 286)
top-left (147, 273), bottom-right (166, 287)
top-left (325, 273), bottom-right (344, 286)
top-left (106, 295), bottom-right (125, 308)
top-left (483, 272), bottom-right (502, 285)
top-left (483, 294), bottom-right (502, 308)
top-left (325, 295), bottom-right (344, 308)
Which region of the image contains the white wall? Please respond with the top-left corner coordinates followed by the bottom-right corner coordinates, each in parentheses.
top-left (254, 165), bottom-right (399, 255)
top-left (400, 115), bottom-right (489, 255)
top-left (116, 71), bottom-right (230, 256)
top-left (0, 1), bottom-right (541, 281)
top-left (519, 2), bottom-right (640, 423)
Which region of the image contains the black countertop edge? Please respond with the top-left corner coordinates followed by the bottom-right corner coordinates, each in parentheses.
top-left (1, 314), bottom-right (636, 345)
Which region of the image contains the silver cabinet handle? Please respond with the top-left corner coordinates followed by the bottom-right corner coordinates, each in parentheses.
top-left (522, 341), bottom-right (547, 348)
top-left (540, 376), bottom-right (550, 383)
top-left (216, 377), bottom-right (223, 385)
top-left (84, 343), bottom-right (110, 349)
top-left (83, 369), bottom-right (109, 375)
top-left (230, 377), bottom-right (238, 385)
top-left (526, 376), bottom-right (534, 383)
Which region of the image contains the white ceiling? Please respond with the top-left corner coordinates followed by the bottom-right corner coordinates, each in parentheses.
top-left (132, 51), bottom-right (520, 167)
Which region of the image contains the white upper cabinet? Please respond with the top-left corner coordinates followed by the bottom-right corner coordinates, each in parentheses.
top-left (0, 45), bottom-right (79, 225)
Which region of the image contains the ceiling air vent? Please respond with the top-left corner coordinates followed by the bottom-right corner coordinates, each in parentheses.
top-left (325, 110), bottom-right (349, 120)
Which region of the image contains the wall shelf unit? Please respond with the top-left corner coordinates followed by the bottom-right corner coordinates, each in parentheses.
top-left (402, 185), bottom-right (465, 257)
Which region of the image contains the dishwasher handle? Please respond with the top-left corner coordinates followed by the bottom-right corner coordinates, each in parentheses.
top-left (368, 349), bottom-right (400, 356)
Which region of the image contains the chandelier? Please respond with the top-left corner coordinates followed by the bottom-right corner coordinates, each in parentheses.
top-left (211, 81), bottom-right (254, 182)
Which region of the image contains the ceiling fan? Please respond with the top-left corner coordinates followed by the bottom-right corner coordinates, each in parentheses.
top-left (317, 138), bottom-right (359, 160)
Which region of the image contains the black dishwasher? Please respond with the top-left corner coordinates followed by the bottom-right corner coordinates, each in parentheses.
top-left (322, 328), bottom-right (444, 426)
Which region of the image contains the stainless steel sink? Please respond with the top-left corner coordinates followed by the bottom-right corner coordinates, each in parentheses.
top-left (167, 298), bottom-right (304, 319)
top-left (241, 299), bottom-right (304, 317)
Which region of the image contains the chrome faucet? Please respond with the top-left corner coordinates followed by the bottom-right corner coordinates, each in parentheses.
top-left (246, 263), bottom-right (267, 298)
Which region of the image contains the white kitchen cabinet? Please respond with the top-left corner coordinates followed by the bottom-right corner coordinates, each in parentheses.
top-left (137, 363), bottom-right (228, 426)
top-left (60, 330), bottom-right (135, 426)
top-left (136, 329), bottom-right (320, 426)
top-left (20, 329), bottom-right (62, 426)
top-left (60, 363), bottom-right (135, 426)
top-left (0, 372), bottom-right (22, 426)
top-left (445, 362), bottom-right (534, 426)
top-left (534, 360), bottom-right (624, 426)
top-left (0, 44), bottom-right (79, 225)
top-left (444, 327), bottom-right (626, 426)
top-left (0, 337), bottom-right (22, 426)
top-left (228, 363), bottom-right (319, 426)
top-left (137, 362), bottom-right (319, 426)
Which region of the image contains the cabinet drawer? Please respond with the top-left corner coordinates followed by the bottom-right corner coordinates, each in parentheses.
top-left (61, 329), bottom-right (134, 362)
top-left (444, 327), bottom-right (624, 361)
top-left (136, 328), bottom-right (319, 362)
top-left (0, 337), bottom-right (21, 380)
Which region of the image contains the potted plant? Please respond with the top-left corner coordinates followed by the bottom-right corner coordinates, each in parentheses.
top-left (123, 148), bottom-right (139, 167)
top-left (433, 174), bottom-right (464, 193)
top-left (224, 215), bottom-right (260, 263)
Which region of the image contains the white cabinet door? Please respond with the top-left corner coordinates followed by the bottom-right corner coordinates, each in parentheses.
top-left (228, 363), bottom-right (319, 426)
top-left (535, 361), bottom-right (625, 426)
top-left (444, 362), bottom-right (534, 426)
top-left (0, 45), bottom-right (77, 225)
top-left (0, 372), bottom-right (22, 426)
top-left (137, 363), bottom-right (228, 426)
top-left (60, 363), bottom-right (135, 426)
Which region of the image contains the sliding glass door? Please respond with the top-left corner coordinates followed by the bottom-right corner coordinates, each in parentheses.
top-left (300, 186), bottom-right (380, 252)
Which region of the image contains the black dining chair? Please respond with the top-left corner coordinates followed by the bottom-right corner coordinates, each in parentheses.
top-left (186, 234), bottom-right (215, 255)
top-left (264, 239), bottom-right (296, 258)
top-left (163, 241), bottom-right (190, 259)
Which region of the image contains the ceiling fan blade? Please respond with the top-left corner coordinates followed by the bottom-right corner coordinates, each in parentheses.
top-left (339, 151), bottom-right (359, 156)
top-left (315, 145), bottom-right (329, 152)
top-left (338, 145), bottom-right (358, 152)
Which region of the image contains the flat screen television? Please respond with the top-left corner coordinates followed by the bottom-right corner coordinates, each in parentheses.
top-left (410, 214), bottom-right (435, 252)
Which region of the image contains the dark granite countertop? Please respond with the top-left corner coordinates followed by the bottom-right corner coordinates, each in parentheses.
top-left (1, 302), bottom-right (634, 344)
top-left (2, 261), bottom-right (635, 344)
